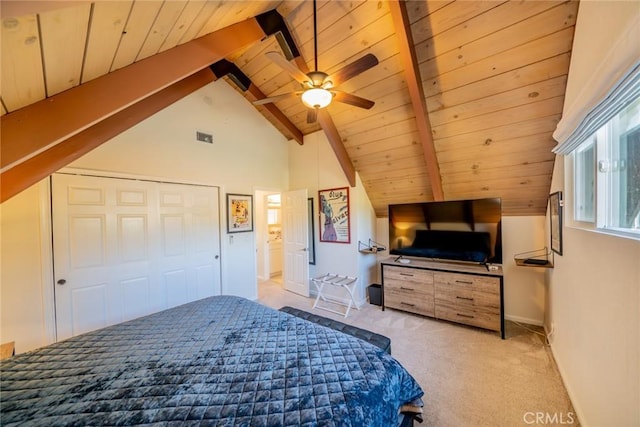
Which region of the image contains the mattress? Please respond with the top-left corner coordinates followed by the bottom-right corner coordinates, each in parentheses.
top-left (1, 295), bottom-right (423, 426)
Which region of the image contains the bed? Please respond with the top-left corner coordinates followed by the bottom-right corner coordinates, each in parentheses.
top-left (0, 295), bottom-right (423, 426)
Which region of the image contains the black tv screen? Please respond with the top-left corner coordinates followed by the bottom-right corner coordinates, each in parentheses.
top-left (388, 198), bottom-right (502, 264)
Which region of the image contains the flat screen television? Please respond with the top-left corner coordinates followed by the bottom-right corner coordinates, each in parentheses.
top-left (388, 198), bottom-right (502, 265)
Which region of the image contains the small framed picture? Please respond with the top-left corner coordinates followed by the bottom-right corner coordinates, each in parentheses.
top-left (318, 187), bottom-right (350, 243)
top-left (549, 191), bottom-right (563, 255)
top-left (227, 193), bottom-right (253, 233)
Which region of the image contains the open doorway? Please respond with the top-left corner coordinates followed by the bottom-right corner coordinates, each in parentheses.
top-left (266, 193), bottom-right (282, 283)
top-left (256, 191), bottom-right (282, 284)
top-left (256, 189), bottom-right (310, 298)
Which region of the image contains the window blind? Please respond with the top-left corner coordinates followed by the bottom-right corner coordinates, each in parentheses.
top-left (553, 13), bottom-right (640, 155)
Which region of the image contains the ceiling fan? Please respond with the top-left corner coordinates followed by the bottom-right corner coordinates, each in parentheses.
top-left (254, 0), bottom-right (379, 123)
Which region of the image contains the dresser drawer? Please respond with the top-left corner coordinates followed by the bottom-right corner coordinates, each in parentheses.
top-left (435, 300), bottom-right (500, 332)
top-left (435, 284), bottom-right (500, 310)
top-left (385, 291), bottom-right (434, 317)
top-left (434, 272), bottom-right (500, 295)
top-left (385, 277), bottom-right (434, 298)
top-left (436, 286), bottom-right (474, 309)
top-left (384, 266), bottom-right (433, 286)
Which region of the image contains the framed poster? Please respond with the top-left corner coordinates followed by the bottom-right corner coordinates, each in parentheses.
top-left (318, 187), bottom-right (350, 243)
top-left (549, 191), bottom-right (563, 255)
top-left (308, 198), bottom-right (316, 264)
top-left (227, 193), bottom-right (253, 233)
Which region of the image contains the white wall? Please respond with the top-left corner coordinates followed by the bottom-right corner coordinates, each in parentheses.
top-left (295, 132), bottom-right (357, 280)
top-left (71, 79), bottom-right (288, 191)
top-left (547, 212), bottom-right (640, 426)
top-left (0, 181), bottom-right (53, 353)
top-left (354, 173), bottom-right (379, 303)
top-left (288, 131), bottom-right (377, 304)
top-left (0, 79), bottom-right (290, 352)
top-left (501, 216), bottom-right (547, 325)
top-left (562, 1), bottom-right (639, 113)
top-left (547, 2), bottom-right (640, 426)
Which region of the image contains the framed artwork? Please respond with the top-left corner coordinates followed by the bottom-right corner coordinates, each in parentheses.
top-left (549, 191), bottom-right (563, 255)
top-left (308, 198), bottom-right (316, 264)
top-left (318, 187), bottom-right (350, 243)
top-left (227, 193), bottom-right (253, 233)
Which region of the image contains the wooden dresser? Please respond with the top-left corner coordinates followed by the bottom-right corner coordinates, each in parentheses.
top-left (381, 258), bottom-right (504, 338)
top-left (1, 341), bottom-right (15, 360)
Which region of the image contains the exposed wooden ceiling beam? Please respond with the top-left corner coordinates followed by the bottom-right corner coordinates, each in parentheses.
top-left (389, 0), bottom-right (444, 201)
top-left (317, 110), bottom-right (356, 186)
top-left (245, 83), bottom-right (304, 145)
top-left (1, 17), bottom-right (267, 173)
top-left (209, 58), bottom-right (304, 145)
top-left (0, 70), bottom-right (215, 203)
top-left (293, 57), bottom-right (356, 187)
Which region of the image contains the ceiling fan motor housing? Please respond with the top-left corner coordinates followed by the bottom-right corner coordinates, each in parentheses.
top-left (306, 71), bottom-right (331, 88)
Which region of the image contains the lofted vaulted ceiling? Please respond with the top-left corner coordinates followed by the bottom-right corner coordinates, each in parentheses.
top-left (0, 0), bottom-right (579, 216)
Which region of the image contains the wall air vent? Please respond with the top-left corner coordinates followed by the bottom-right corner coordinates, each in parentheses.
top-left (196, 131), bottom-right (213, 144)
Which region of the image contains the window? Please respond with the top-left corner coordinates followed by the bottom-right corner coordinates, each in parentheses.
top-left (574, 137), bottom-right (596, 222)
top-left (551, 5), bottom-right (638, 240)
top-left (570, 97), bottom-right (640, 237)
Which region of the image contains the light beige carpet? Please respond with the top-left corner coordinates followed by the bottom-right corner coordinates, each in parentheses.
top-left (257, 279), bottom-right (578, 427)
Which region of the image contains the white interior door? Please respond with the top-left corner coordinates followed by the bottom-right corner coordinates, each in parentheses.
top-left (52, 174), bottom-right (221, 341)
top-left (282, 189), bottom-right (309, 297)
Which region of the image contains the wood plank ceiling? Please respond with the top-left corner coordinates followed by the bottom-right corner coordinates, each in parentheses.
top-left (0, 0), bottom-right (579, 216)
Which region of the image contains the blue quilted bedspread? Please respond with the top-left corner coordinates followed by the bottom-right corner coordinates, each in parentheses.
top-left (1, 296), bottom-right (423, 426)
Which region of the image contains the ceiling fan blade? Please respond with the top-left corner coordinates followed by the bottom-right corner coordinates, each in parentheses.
top-left (329, 53), bottom-right (379, 86)
top-left (307, 109), bottom-right (318, 124)
top-left (265, 51), bottom-right (311, 86)
top-left (332, 91), bottom-right (375, 109)
top-left (253, 92), bottom-right (300, 105)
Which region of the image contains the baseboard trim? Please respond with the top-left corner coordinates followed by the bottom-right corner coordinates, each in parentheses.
top-left (504, 314), bottom-right (544, 326)
top-left (545, 334), bottom-right (584, 426)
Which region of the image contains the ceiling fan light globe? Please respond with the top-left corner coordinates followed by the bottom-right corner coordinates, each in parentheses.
top-left (301, 88), bottom-right (332, 109)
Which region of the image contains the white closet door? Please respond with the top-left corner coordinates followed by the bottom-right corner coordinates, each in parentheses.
top-left (52, 174), bottom-right (220, 341)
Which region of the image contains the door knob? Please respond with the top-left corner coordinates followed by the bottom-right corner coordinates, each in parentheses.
top-left (57, 279), bottom-right (66, 285)
top-left (214, 255), bottom-right (219, 259)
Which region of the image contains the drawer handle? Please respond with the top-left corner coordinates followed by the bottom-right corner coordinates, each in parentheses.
top-left (456, 296), bottom-right (474, 301)
top-left (399, 273), bottom-right (414, 277)
top-left (400, 286), bottom-right (415, 291)
top-left (456, 313), bottom-right (474, 319)
top-left (455, 280), bottom-right (473, 284)
top-left (401, 302), bottom-right (416, 307)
